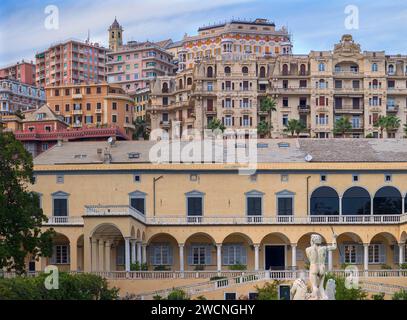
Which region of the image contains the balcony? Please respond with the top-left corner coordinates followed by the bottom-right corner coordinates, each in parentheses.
top-left (205, 107), bottom-right (216, 115)
top-left (82, 206), bottom-right (407, 225)
top-left (160, 120), bottom-right (170, 128)
top-left (334, 105), bottom-right (364, 114)
top-left (315, 106), bottom-right (330, 113)
top-left (386, 105), bottom-right (399, 113)
top-left (333, 70), bottom-right (362, 78)
top-left (95, 108), bottom-right (102, 114)
top-left (44, 216), bottom-right (84, 226)
top-left (72, 94), bottom-right (83, 99)
top-left (298, 105), bottom-right (310, 113)
top-left (72, 109), bottom-right (82, 115)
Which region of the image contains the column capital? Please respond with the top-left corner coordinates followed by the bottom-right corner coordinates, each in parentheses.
top-left (253, 244), bottom-right (261, 248)
top-left (178, 243), bottom-right (185, 248)
top-left (105, 240), bottom-right (111, 247)
top-left (399, 243), bottom-right (406, 247)
top-left (290, 243), bottom-right (297, 247)
top-left (216, 243), bottom-right (222, 248)
top-left (363, 243), bottom-right (370, 247)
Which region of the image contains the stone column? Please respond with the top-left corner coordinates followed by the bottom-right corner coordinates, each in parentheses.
top-left (142, 244), bottom-right (147, 264)
top-left (98, 240), bottom-right (105, 271)
top-left (131, 240), bottom-right (136, 264)
top-left (69, 241), bottom-right (78, 272)
top-left (328, 249), bottom-right (333, 271)
top-left (216, 244), bottom-right (222, 272)
top-left (91, 238), bottom-right (98, 272)
top-left (137, 242), bottom-right (142, 264)
top-left (291, 244), bottom-right (297, 270)
top-left (399, 243), bottom-right (405, 266)
top-left (370, 198), bottom-right (374, 215)
top-left (402, 197), bottom-right (405, 214)
top-left (179, 244), bottom-right (185, 272)
top-left (339, 196), bottom-right (343, 216)
top-left (254, 244), bottom-right (260, 271)
top-left (124, 237), bottom-right (131, 272)
top-left (363, 243), bottom-right (369, 272)
top-left (105, 240), bottom-right (111, 272)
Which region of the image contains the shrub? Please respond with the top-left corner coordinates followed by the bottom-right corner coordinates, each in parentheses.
top-left (399, 263), bottom-right (407, 270)
top-left (365, 133), bottom-right (374, 138)
top-left (0, 273), bottom-right (119, 300)
top-left (324, 273), bottom-right (367, 300)
top-left (372, 292), bottom-right (385, 300)
top-left (194, 265), bottom-right (205, 271)
top-left (130, 262), bottom-right (148, 271)
top-left (195, 295), bottom-right (207, 300)
top-left (381, 264), bottom-right (392, 270)
top-left (167, 289), bottom-right (189, 300)
top-left (255, 281), bottom-right (280, 300)
top-left (228, 264), bottom-right (247, 271)
top-left (153, 295), bottom-right (163, 300)
top-left (153, 265), bottom-right (170, 271)
top-left (392, 289), bottom-right (407, 300)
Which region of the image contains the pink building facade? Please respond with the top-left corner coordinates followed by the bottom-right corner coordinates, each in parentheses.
top-left (0, 60), bottom-right (36, 85)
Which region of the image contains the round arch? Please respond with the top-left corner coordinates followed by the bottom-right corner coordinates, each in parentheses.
top-left (342, 187), bottom-right (371, 215)
top-left (373, 186), bottom-right (402, 215)
top-left (91, 223), bottom-right (124, 239)
top-left (222, 232), bottom-right (254, 245)
top-left (184, 232), bottom-right (216, 245)
top-left (369, 231), bottom-right (398, 245)
top-left (310, 186), bottom-right (339, 216)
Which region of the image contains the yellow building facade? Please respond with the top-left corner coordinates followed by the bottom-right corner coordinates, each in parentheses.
top-left (31, 139), bottom-right (407, 278)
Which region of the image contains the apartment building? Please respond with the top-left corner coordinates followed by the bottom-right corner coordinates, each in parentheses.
top-left (169, 18), bottom-right (292, 72)
top-left (45, 82), bottom-right (135, 136)
top-left (0, 78), bottom-right (46, 113)
top-left (0, 60), bottom-right (36, 85)
top-left (30, 139), bottom-right (407, 274)
top-left (134, 87), bottom-right (150, 121)
top-left (106, 19), bottom-right (175, 94)
top-left (35, 39), bottom-right (107, 87)
top-left (8, 104), bottom-right (130, 157)
top-left (149, 35), bottom-right (407, 139)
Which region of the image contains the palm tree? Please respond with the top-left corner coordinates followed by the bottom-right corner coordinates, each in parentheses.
top-left (133, 117), bottom-right (149, 140)
top-left (260, 97), bottom-right (277, 126)
top-left (257, 120), bottom-right (273, 137)
top-left (284, 119), bottom-right (305, 137)
top-left (374, 116), bottom-right (387, 138)
top-left (384, 115), bottom-right (401, 137)
top-left (333, 116), bottom-right (352, 138)
top-left (207, 118), bottom-right (226, 133)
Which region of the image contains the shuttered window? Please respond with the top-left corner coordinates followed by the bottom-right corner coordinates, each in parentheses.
top-left (247, 197), bottom-right (262, 216)
top-left (187, 197), bottom-right (203, 216)
top-left (188, 245), bottom-right (211, 265)
top-left (222, 245), bottom-right (247, 265)
top-left (130, 198), bottom-right (145, 214)
top-left (278, 198), bottom-right (293, 216)
top-left (53, 199), bottom-right (67, 216)
top-left (149, 244), bottom-right (173, 266)
top-left (51, 245), bottom-right (70, 264)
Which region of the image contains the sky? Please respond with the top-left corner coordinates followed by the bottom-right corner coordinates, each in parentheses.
top-left (1, 0), bottom-right (407, 66)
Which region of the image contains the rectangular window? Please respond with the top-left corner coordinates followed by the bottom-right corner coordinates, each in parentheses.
top-left (150, 244), bottom-right (172, 266)
top-left (344, 245), bottom-right (357, 264)
top-left (247, 197), bottom-right (262, 216)
top-left (112, 102), bottom-right (117, 110)
top-left (53, 198), bottom-right (67, 216)
top-left (56, 175), bottom-right (64, 184)
top-left (190, 245), bottom-right (209, 265)
top-left (278, 198), bottom-right (293, 216)
top-left (187, 197), bottom-right (203, 216)
top-left (52, 245), bottom-right (69, 264)
top-left (369, 244), bottom-right (382, 264)
top-left (112, 115), bottom-right (117, 123)
top-left (222, 245), bottom-right (247, 265)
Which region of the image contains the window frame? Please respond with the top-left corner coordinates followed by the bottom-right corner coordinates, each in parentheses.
top-left (128, 190), bottom-right (147, 215)
top-left (185, 190), bottom-right (205, 218)
top-left (276, 190), bottom-right (295, 216)
top-left (51, 191), bottom-right (70, 217)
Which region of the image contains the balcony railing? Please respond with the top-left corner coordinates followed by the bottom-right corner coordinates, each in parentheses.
top-left (44, 216), bottom-right (84, 225)
top-left (85, 205), bottom-right (146, 223)
top-left (82, 206), bottom-right (407, 225)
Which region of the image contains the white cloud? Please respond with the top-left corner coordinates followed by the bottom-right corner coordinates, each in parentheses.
top-left (0, 0), bottom-right (254, 65)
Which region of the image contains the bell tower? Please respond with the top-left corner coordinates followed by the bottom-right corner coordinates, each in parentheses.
top-left (108, 17), bottom-right (123, 51)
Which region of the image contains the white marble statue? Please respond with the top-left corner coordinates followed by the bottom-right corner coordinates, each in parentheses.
top-left (306, 233), bottom-right (337, 299)
top-left (291, 233), bottom-right (337, 300)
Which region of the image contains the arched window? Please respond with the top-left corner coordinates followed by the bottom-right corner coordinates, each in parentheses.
top-left (178, 79), bottom-right (183, 90)
top-left (300, 64), bottom-right (306, 75)
top-left (310, 187), bottom-right (339, 216)
top-left (342, 187), bottom-right (371, 215)
top-left (372, 79), bottom-right (378, 88)
top-left (224, 66), bottom-right (231, 75)
top-left (372, 63), bottom-right (378, 72)
top-left (207, 66), bottom-right (213, 78)
top-left (187, 77), bottom-right (192, 86)
top-left (282, 64), bottom-right (289, 75)
top-left (318, 63), bottom-right (325, 72)
top-left (373, 187), bottom-right (402, 215)
top-left (388, 64), bottom-right (395, 74)
top-left (242, 66), bottom-right (249, 75)
top-left (259, 66), bottom-right (266, 78)
top-left (162, 82), bottom-right (169, 93)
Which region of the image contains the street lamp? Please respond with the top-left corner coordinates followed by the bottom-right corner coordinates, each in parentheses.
top-left (153, 176), bottom-right (163, 217)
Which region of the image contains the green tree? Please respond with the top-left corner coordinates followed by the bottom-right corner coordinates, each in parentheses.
top-left (392, 289), bottom-right (407, 300)
top-left (0, 132), bottom-right (54, 273)
top-left (260, 97), bottom-right (277, 127)
top-left (167, 288), bottom-right (190, 300)
top-left (207, 118), bottom-right (226, 133)
top-left (132, 118), bottom-right (149, 140)
top-left (284, 119), bottom-right (306, 137)
top-left (324, 274), bottom-right (367, 300)
top-left (257, 120), bottom-right (272, 137)
top-left (384, 115), bottom-right (401, 136)
top-left (255, 281), bottom-right (280, 300)
top-left (333, 116), bottom-right (352, 137)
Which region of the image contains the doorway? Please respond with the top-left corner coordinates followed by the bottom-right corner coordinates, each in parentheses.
top-left (265, 245), bottom-right (285, 270)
